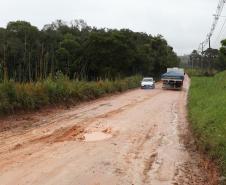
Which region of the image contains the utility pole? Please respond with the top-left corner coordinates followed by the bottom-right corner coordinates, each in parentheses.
top-left (198, 0), bottom-right (226, 52)
top-left (209, 36), bottom-right (211, 48)
top-left (201, 42), bottom-right (204, 69)
top-left (201, 42), bottom-right (204, 54)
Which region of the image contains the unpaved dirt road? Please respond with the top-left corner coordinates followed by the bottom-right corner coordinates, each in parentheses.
top-left (0, 76), bottom-right (217, 185)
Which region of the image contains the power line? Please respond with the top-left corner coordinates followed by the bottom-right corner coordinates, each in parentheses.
top-left (198, 0), bottom-right (226, 53)
top-left (214, 17), bottom-right (226, 45)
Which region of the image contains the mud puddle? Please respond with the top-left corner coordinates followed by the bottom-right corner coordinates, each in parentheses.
top-left (84, 131), bottom-right (112, 142)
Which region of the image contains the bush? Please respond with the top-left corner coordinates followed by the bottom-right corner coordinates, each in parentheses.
top-left (0, 75), bottom-right (141, 115)
top-left (0, 82), bottom-right (17, 113)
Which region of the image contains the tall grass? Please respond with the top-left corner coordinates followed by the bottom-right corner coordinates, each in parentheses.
top-left (188, 71), bottom-right (226, 178)
top-left (186, 68), bottom-right (217, 77)
top-left (0, 75), bottom-right (141, 115)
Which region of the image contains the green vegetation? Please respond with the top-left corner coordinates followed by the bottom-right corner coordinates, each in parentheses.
top-left (186, 69), bottom-right (204, 76)
top-left (0, 20), bottom-right (179, 82)
top-left (188, 39), bottom-right (226, 74)
top-left (0, 19), bottom-right (180, 115)
top-left (188, 71), bottom-right (226, 176)
top-left (0, 75), bottom-right (141, 115)
top-left (186, 68), bottom-right (217, 77)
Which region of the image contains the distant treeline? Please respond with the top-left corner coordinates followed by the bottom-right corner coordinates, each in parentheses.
top-left (188, 38), bottom-right (226, 76)
top-left (0, 19), bottom-right (179, 82)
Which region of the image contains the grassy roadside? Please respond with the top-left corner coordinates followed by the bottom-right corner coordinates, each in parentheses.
top-left (188, 71), bottom-right (226, 179)
top-left (185, 68), bottom-right (217, 77)
top-left (0, 75), bottom-right (141, 115)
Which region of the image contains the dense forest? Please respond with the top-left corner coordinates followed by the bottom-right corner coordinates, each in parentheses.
top-left (0, 19), bottom-right (179, 82)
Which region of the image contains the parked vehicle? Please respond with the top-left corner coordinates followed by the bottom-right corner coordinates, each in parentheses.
top-left (141, 77), bottom-right (155, 89)
top-left (161, 68), bottom-right (184, 90)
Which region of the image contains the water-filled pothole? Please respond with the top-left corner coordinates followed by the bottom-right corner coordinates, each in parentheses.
top-left (84, 132), bottom-right (112, 142)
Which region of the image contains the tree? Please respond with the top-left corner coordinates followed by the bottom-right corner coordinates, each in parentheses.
top-left (0, 28), bottom-right (8, 81)
top-left (0, 19), bottom-right (180, 82)
top-left (215, 39), bottom-right (226, 71)
top-left (189, 50), bottom-right (201, 69)
top-left (6, 21), bottom-right (39, 81)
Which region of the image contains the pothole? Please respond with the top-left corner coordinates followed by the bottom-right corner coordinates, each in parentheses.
top-left (84, 131), bottom-right (112, 142)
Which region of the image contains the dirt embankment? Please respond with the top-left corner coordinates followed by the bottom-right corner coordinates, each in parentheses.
top-left (0, 76), bottom-right (219, 185)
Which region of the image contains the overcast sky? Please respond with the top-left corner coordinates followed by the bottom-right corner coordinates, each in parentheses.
top-left (0, 0), bottom-right (225, 55)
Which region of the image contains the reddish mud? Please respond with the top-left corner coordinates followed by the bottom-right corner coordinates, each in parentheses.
top-left (0, 76), bottom-right (218, 185)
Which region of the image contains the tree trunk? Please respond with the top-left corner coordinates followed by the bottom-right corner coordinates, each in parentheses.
top-left (28, 51), bottom-right (32, 82)
top-left (24, 32), bottom-right (27, 82)
top-left (3, 45), bottom-right (8, 82)
top-left (39, 43), bottom-right (44, 80)
top-left (51, 49), bottom-right (55, 77)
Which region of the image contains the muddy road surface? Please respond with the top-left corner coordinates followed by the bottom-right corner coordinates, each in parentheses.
top-left (0, 76), bottom-right (216, 185)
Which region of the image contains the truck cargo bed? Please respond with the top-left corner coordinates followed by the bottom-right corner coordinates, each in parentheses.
top-left (161, 68), bottom-right (184, 90)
